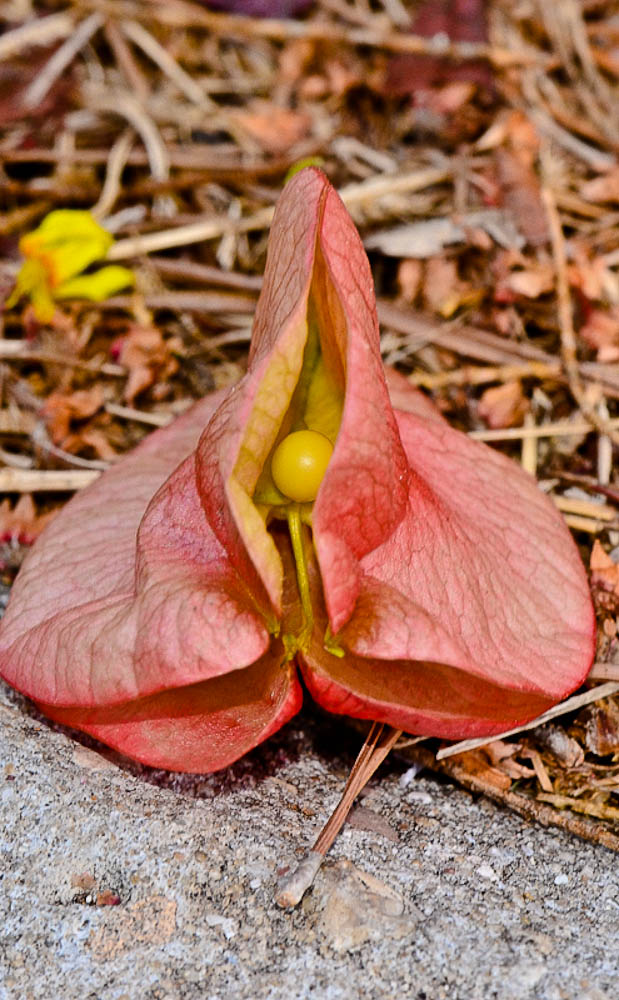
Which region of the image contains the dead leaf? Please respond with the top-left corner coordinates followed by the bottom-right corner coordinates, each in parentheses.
top-left (483, 739), bottom-right (522, 765)
top-left (533, 723), bottom-right (584, 768)
top-left (450, 749), bottom-right (513, 790)
top-left (478, 381), bottom-right (528, 429)
top-left (78, 428), bottom-right (119, 462)
top-left (0, 495), bottom-right (56, 545)
top-left (568, 243), bottom-right (616, 301)
top-left (505, 264), bottom-right (555, 299)
top-left (423, 256), bottom-right (484, 316)
top-left (579, 308), bottom-right (619, 362)
top-left (397, 259), bottom-right (423, 304)
top-left (591, 540), bottom-right (619, 597)
top-left (384, 0), bottom-right (492, 96)
top-left (71, 872), bottom-right (97, 890)
top-left (583, 701), bottom-right (619, 756)
top-left (278, 40), bottom-right (315, 86)
top-left (346, 805), bottom-right (399, 842)
top-left (96, 890), bottom-right (122, 906)
top-left (42, 385), bottom-right (105, 444)
top-left (366, 210), bottom-right (523, 259)
top-left (496, 148), bottom-right (548, 248)
top-left (234, 102), bottom-right (311, 155)
top-left (117, 326), bottom-right (180, 403)
top-left (72, 745), bottom-right (118, 771)
top-left (504, 111), bottom-right (541, 168)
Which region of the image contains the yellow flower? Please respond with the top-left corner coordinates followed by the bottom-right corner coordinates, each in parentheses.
top-left (7, 210), bottom-right (134, 323)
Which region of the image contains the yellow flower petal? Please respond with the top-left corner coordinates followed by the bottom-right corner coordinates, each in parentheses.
top-left (20, 210), bottom-right (114, 286)
top-left (8, 210), bottom-right (134, 320)
top-left (30, 284), bottom-right (57, 324)
top-left (55, 265), bottom-right (134, 302)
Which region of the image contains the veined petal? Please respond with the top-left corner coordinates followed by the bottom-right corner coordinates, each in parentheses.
top-left (37, 651), bottom-right (302, 773)
top-left (0, 393), bottom-right (270, 712)
top-left (301, 374), bottom-right (595, 733)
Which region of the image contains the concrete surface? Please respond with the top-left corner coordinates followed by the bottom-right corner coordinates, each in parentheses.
top-left (1, 679), bottom-right (617, 1000)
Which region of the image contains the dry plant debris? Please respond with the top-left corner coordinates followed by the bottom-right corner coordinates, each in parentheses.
top-left (2, 0), bottom-right (619, 850)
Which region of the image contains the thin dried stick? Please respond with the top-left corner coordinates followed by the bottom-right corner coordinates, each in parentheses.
top-left (406, 745), bottom-right (619, 853)
top-left (104, 403), bottom-right (171, 427)
top-left (107, 167), bottom-right (449, 260)
top-left (528, 105), bottom-right (615, 172)
top-left (379, 304), bottom-right (619, 399)
top-left (0, 12), bottom-right (74, 62)
top-left (275, 723), bottom-right (402, 907)
top-left (121, 19), bottom-right (214, 107)
top-left (91, 129), bottom-right (135, 220)
top-left (103, 19), bottom-right (151, 101)
top-left (0, 342), bottom-right (124, 376)
top-left (437, 682), bottom-right (619, 760)
top-left (145, 0), bottom-right (547, 68)
top-left (537, 792), bottom-right (619, 823)
top-left (520, 413), bottom-right (538, 476)
top-left (562, 514), bottom-right (614, 534)
top-left (588, 663), bottom-right (619, 681)
top-left (553, 496), bottom-right (616, 521)
top-left (523, 749), bottom-right (553, 793)
top-left (0, 410), bottom-right (36, 435)
top-left (148, 257), bottom-right (263, 292)
top-left (103, 291), bottom-right (256, 314)
top-left (107, 206), bottom-right (273, 259)
top-left (89, 92), bottom-right (169, 185)
top-left (22, 13), bottom-right (104, 109)
top-left (470, 416), bottom-right (619, 442)
top-left (0, 470), bottom-right (99, 492)
top-left (31, 425), bottom-right (110, 471)
top-left (0, 448), bottom-right (33, 471)
top-left (410, 361), bottom-right (561, 389)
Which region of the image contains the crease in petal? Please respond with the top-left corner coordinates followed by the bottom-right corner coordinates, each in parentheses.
top-left (195, 171), bottom-right (412, 636)
top-left (311, 187), bottom-right (410, 632)
top-left (39, 650), bottom-right (302, 773)
top-left (300, 645), bottom-right (556, 740)
top-left (345, 407), bottom-right (595, 700)
top-left (0, 393), bottom-right (270, 710)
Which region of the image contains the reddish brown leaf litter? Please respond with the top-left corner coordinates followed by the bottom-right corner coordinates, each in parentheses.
top-left (1, 0), bottom-right (619, 852)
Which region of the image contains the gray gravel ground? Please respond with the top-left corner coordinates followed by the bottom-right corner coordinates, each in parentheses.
top-left (1, 679), bottom-right (617, 1000)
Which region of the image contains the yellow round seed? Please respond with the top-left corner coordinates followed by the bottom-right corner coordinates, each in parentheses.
top-left (271, 430), bottom-right (333, 503)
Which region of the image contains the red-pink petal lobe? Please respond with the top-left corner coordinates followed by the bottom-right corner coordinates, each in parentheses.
top-left (300, 648), bottom-right (555, 741)
top-left (38, 653), bottom-right (302, 774)
top-left (301, 383), bottom-right (595, 735)
top-left (0, 391), bottom-right (300, 771)
top-left (195, 169), bottom-right (410, 630)
top-left (311, 181), bottom-right (410, 632)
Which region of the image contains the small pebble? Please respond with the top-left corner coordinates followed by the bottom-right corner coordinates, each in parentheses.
top-left (399, 766), bottom-right (422, 789)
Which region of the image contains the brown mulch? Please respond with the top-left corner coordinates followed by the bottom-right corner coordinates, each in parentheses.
top-left (1, 0), bottom-right (619, 851)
